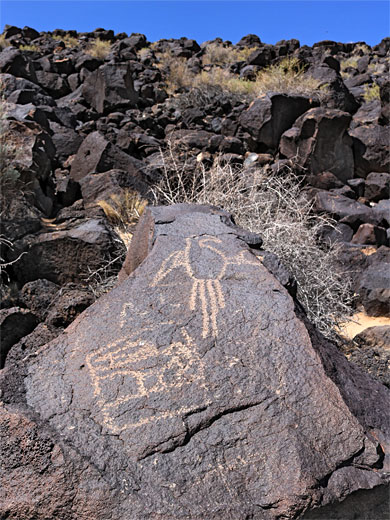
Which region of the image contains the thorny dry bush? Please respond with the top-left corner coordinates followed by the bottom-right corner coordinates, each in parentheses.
top-left (149, 143), bottom-right (354, 339)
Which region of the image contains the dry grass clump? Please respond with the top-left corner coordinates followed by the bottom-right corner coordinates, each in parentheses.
top-left (97, 190), bottom-right (148, 248)
top-left (53, 34), bottom-right (78, 47)
top-left (0, 34), bottom-right (11, 50)
top-left (156, 50), bottom-right (194, 93)
top-left (151, 146), bottom-right (354, 338)
top-left (87, 190), bottom-right (148, 298)
top-left (363, 82), bottom-right (380, 102)
top-left (159, 53), bottom-right (325, 101)
top-left (202, 43), bottom-right (253, 66)
top-left (19, 44), bottom-right (40, 52)
top-left (86, 38), bottom-right (111, 59)
top-left (254, 57), bottom-right (325, 98)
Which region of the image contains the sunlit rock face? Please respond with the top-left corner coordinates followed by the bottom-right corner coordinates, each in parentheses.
top-left (1, 204), bottom-right (387, 519)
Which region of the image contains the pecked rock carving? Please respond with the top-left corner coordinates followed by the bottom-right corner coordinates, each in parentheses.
top-left (1, 204), bottom-right (389, 519)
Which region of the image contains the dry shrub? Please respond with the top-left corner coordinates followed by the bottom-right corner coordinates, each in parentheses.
top-left (162, 55), bottom-right (325, 101)
top-left (97, 190), bottom-right (148, 248)
top-left (202, 43), bottom-right (253, 66)
top-left (86, 38), bottom-right (111, 59)
top-left (151, 146), bottom-right (354, 339)
top-left (363, 82), bottom-right (380, 102)
top-left (53, 34), bottom-right (78, 47)
top-left (254, 57), bottom-right (325, 98)
top-left (19, 44), bottom-right (40, 52)
top-left (0, 34), bottom-right (11, 50)
top-left (156, 50), bottom-right (194, 93)
top-left (86, 190), bottom-right (147, 298)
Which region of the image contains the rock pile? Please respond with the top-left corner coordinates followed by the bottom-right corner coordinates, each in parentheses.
top-left (1, 204), bottom-right (389, 519)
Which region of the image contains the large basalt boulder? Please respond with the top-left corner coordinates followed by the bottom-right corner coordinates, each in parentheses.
top-left (280, 107), bottom-right (354, 182)
top-left (350, 125), bottom-right (390, 177)
top-left (70, 131), bottom-right (144, 182)
top-left (8, 218), bottom-right (113, 286)
top-left (2, 204), bottom-right (389, 519)
top-left (0, 47), bottom-right (37, 82)
top-left (0, 307), bottom-right (38, 368)
top-left (239, 93), bottom-right (317, 151)
top-left (82, 62), bottom-right (139, 114)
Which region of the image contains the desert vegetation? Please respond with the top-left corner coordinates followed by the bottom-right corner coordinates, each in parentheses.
top-left (86, 38), bottom-right (111, 59)
top-left (149, 146), bottom-right (354, 338)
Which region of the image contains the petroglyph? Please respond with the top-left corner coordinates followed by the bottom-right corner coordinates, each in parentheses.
top-left (152, 237), bottom-right (260, 338)
top-left (86, 327), bottom-right (207, 434)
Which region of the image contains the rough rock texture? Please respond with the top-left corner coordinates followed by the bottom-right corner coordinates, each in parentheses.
top-left (2, 205), bottom-right (389, 520)
top-left (239, 93), bottom-right (317, 151)
top-left (279, 108), bottom-right (354, 182)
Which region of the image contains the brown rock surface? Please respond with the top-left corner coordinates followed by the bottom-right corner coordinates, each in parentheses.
top-left (1, 204), bottom-right (390, 519)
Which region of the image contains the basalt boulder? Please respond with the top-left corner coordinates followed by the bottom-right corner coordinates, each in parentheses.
top-left (2, 204), bottom-right (389, 520)
top-left (239, 93), bottom-right (317, 151)
top-left (82, 62), bottom-right (139, 114)
top-left (280, 107), bottom-right (355, 182)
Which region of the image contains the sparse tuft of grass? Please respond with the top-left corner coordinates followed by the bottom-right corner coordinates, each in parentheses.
top-left (97, 190), bottom-right (148, 248)
top-left (254, 57), bottom-right (325, 98)
top-left (150, 144), bottom-right (354, 339)
top-left (363, 82), bottom-right (380, 102)
top-left (53, 34), bottom-right (78, 48)
top-left (0, 34), bottom-right (11, 50)
top-left (202, 43), bottom-right (253, 66)
top-left (19, 44), bottom-right (40, 52)
top-left (86, 38), bottom-right (111, 59)
top-left (159, 53), bottom-right (325, 101)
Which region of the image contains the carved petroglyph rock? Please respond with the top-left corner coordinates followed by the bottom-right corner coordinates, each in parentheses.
top-left (4, 204), bottom-right (389, 519)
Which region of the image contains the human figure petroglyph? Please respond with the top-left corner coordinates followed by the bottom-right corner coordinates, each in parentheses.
top-left (152, 237), bottom-right (261, 338)
top-left (86, 328), bottom-right (207, 433)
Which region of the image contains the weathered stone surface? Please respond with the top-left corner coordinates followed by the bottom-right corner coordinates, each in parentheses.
top-left (70, 131), bottom-right (144, 182)
top-left (20, 279), bottom-right (60, 321)
top-left (350, 125), bottom-right (390, 177)
top-left (364, 171), bottom-right (390, 202)
top-left (357, 261), bottom-right (390, 317)
top-left (347, 326), bottom-right (390, 388)
top-left (3, 205), bottom-right (389, 519)
top-left (280, 108), bottom-right (354, 182)
top-left (239, 93), bottom-right (317, 151)
top-left (0, 307), bottom-right (38, 368)
top-left (9, 218), bottom-right (113, 285)
top-left (79, 168), bottom-right (149, 210)
top-left (82, 63), bottom-right (139, 114)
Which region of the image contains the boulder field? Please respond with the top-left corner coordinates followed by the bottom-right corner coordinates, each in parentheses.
top-left (0, 26), bottom-right (389, 518)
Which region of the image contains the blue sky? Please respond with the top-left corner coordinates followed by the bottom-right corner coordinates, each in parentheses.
top-left (1, 1), bottom-right (389, 47)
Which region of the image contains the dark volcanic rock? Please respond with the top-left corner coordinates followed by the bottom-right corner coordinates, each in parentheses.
top-left (348, 326), bottom-right (390, 388)
top-left (239, 93), bottom-right (317, 151)
top-left (70, 131), bottom-right (144, 182)
top-left (280, 107), bottom-right (354, 182)
top-left (82, 63), bottom-right (139, 114)
top-left (9, 218), bottom-right (113, 286)
top-left (0, 307), bottom-right (38, 368)
top-left (3, 205), bottom-right (389, 519)
top-left (350, 125), bottom-right (390, 178)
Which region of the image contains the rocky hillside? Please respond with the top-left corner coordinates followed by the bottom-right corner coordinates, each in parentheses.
top-left (0, 25), bottom-right (390, 520)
